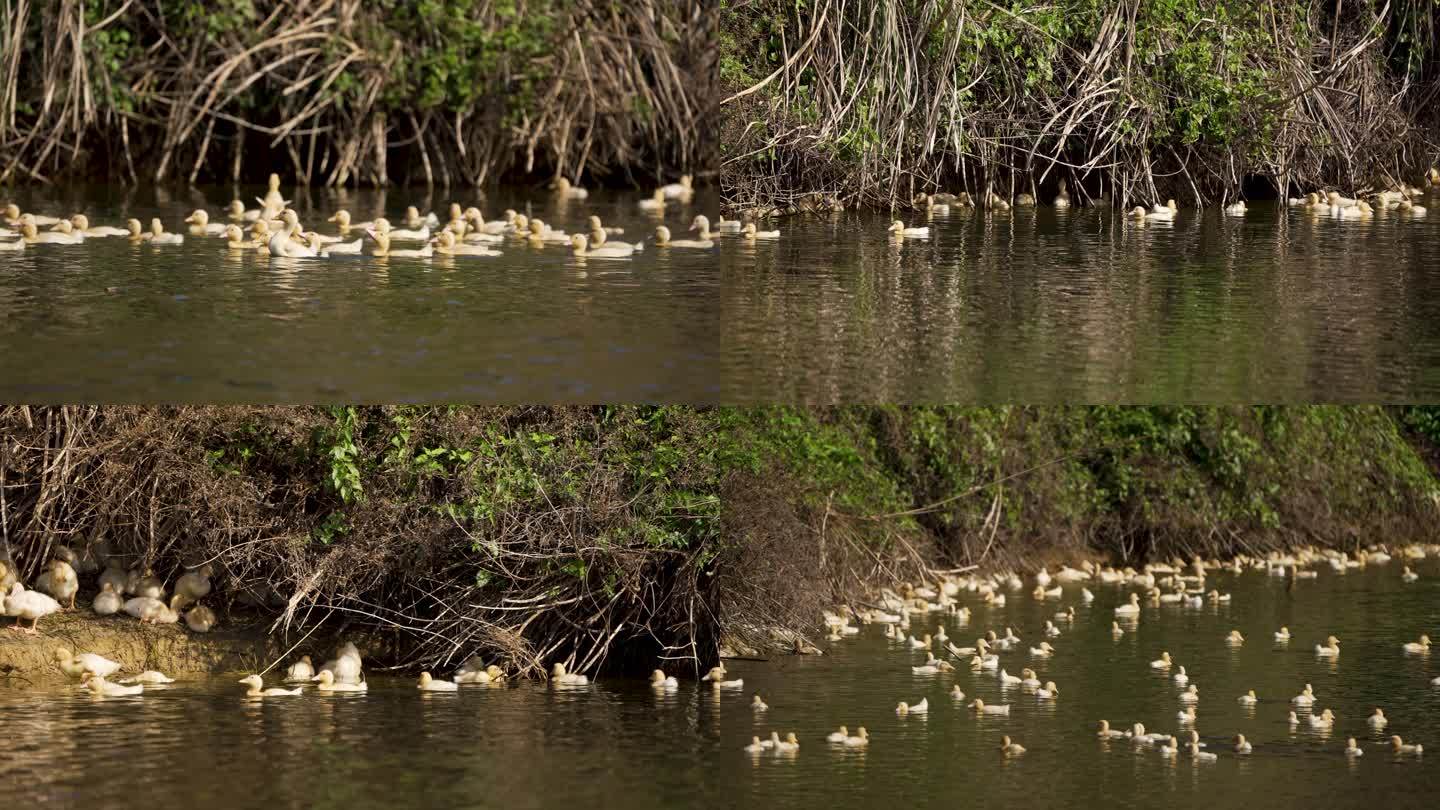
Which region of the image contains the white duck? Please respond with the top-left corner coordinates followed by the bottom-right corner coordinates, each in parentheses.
top-left (417, 672), bottom-right (459, 692)
top-left (239, 674), bottom-right (303, 697)
top-left (6, 583), bottom-right (61, 633)
top-left (896, 697), bottom-right (929, 715)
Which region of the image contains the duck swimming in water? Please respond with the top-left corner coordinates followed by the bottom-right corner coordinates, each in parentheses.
top-left (239, 674), bottom-right (303, 697)
top-left (701, 666), bottom-right (742, 689)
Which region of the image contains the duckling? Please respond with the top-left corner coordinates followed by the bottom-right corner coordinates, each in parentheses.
top-left (649, 669), bottom-right (679, 690)
top-left (550, 662), bottom-right (590, 686)
top-left (185, 604), bottom-right (216, 633)
top-left (774, 732), bottom-right (800, 753)
top-left (417, 671), bottom-right (459, 692)
top-left (63, 214), bottom-right (125, 238)
top-left (741, 222), bottom-right (780, 240)
top-left (80, 671), bottom-right (143, 697)
top-left (1390, 735), bottom-right (1422, 755)
top-left (174, 563), bottom-right (214, 606)
top-left (1402, 635), bottom-right (1431, 654)
top-left (121, 670), bottom-right (175, 684)
top-left (1224, 200), bottom-right (1247, 216)
top-left (222, 224), bottom-right (261, 250)
top-left (1188, 742), bottom-right (1218, 761)
top-left (312, 670), bottom-right (367, 692)
top-left (1292, 685), bottom-right (1316, 706)
top-left (1115, 593), bottom-right (1141, 615)
top-left (569, 233), bottom-right (638, 259)
top-left (1238, 689), bottom-right (1258, 705)
top-left (896, 697), bottom-right (929, 715)
top-left (826, 725), bottom-right (850, 743)
top-left (887, 220), bottom-right (930, 239)
top-left (1097, 719), bottom-right (1128, 739)
top-left (1273, 626), bottom-right (1291, 642)
top-left (1035, 681), bottom-right (1060, 699)
top-left (553, 178), bottom-right (589, 200)
top-left (950, 684), bottom-right (966, 701)
top-left (432, 229), bottom-right (500, 257)
top-left (1178, 685), bottom-right (1199, 703)
top-left (743, 736), bottom-right (766, 754)
top-left (751, 694), bottom-right (769, 711)
top-left (366, 229), bottom-right (433, 259)
top-left (1345, 737), bottom-right (1364, 756)
top-left (1234, 734), bottom-right (1252, 754)
top-left (969, 699), bottom-right (1011, 715)
top-left (637, 189), bottom-right (666, 212)
top-left (53, 647), bottom-right (122, 678)
top-left (1401, 566), bottom-right (1419, 582)
top-left (386, 220), bottom-right (432, 241)
top-left (1309, 709), bottom-right (1336, 729)
top-left (1399, 199), bottom-right (1427, 216)
top-left (43, 559), bottom-right (78, 609)
top-left (183, 210), bottom-right (228, 236)
top-left (843, 727), bottom-right (870, 747)
top-left (239, 674), bottom-right (302, 697)
top-left (90, 581), bottom-right (123, 616)
top-left (692, 214), bottom-right (741, 234)
top-left (1368, 708), bottom-right (1388, 728)
top-left (146, 219), bottom-right (184, 245)
top-left (284, 656), bottom-right (315, 682)
top-left (1150, 651), bottom-right (1173, 670)
top-left (998, 669), bottom-right (1023, 686)
top-left (654, 223), bottom-right (714, 248)
top-left (998, 735), bottom-right (1026, 755)
top-left (1177, 706), bottom-right (1197, 724)
top-left (399, 205), bottom-right (438, 231)
top-left (6, 583), bottom-right (61, 633)
top-left (20, 221), bottom-right (83, 244)
top-left (907, 633), bottom-right (933, 650)
top-left (1158, 736), bottom-right (1182, 757)
top-left (1314, 635), bottom-right (1340, 657)
top-left (1225, 630), bottom-right (1245, 646)
top-left (1111, 621), bottom-right (1125, 638)
top-left (1029, 641), bottom-right (1055, 657)
top-left (227, 199), bottom-right (262, 221)
top-left (587, 230), bottom-right (644, 252)
top-left (659, 174), bottom-right (694, 201)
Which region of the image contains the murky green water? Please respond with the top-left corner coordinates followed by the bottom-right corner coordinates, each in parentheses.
top-left (3, 560), bottom-right (1437, 808)
top-left (3, 186), bottom-right (1440, 402)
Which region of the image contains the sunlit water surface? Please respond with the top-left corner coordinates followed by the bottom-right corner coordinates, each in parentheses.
top-left (3, 185), bottom-right (1440, 402)
top-left (3, 561), bottom-right (1438, 808)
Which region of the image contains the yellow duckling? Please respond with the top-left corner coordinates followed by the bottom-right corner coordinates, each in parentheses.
top-left (183, 210), bottom-right (228, 236)
top-left (1390, 735), bottom-right (1422, 755)
top-left (366, 229), bottom-right (433, 259)
top-left (1274, 626), bottom-right (1291, 642)
top-left (551, 662), bottom-right (590, 686)
top-left (1292, 684), bottom-right (1316, 706)
top-left (44, 559), bottom-right (79, 609)
top-left (261, 173), bottom-right (287, 208)
top-left (887, 220), bottom-right (930, 239)
top-left (1224, 200), bottom-right (1247, 217)
top-left (1178, 685), bottom-right (1199, 703)
top-left (21, 221), bottom-right (82, 244)
top-left (1345, 737), bottom-right (1364, 757)
top-left (120, 670), bottom-right (174, 684)
top-left (6, 583), bottom-right (61, 632)
top-left (654, 225), bottom-right (713, 249)
top-left (826, 725), bottom-right (850, 743)
top-left (417, 671), bottom-right (459, 692)
top-left (1368, 708), bottom-right (1388, 728)
top-left (751, 694), bottom-right (769, 711)
top-left (896, 697), bottom-right (929, 715)
top-left (226, 199), bottom-right (261, 221)
top-left (842, 727), bottom-right (869, 747)
top-left (239, 674), bottom-right (302, 697)
top-left (53, 647), bottom-right (122, 679)
top-left (743, 736), bottom-right (766, 754)
top-left (1402, 566), bottom-right (1419, 582)
top-left (185, 604), bottom-right (216, 633)
top-left (659, 174), bottom-right (694, 201)
top-left (147, 219), bottom-right (184, 245)
top-left (1403, 635), bottom-right (1431, 654)
top-left (312, 669), bottom-right (367, 692)
top-left (65, 214), bottom-right (127, 237)
top-left (1173, 666), bottom-right (1190, 685)
top-left (587, 230), bottom-right (643, 251)
top-left (950, 684), bottom-right (966, 701)
top-left (1233, 733), bottom-right (1252, 754)
top-left (1188, 741), bottom-right (1218, 761)
top-left (1308, 708), bottom-right (1336, 729)
top-left (701, 666), bottom-right (743, 689)
top-left (1052, 180), bottom-right (1070, 209)
top-left (1115, 593), bottom-right (1141, 615)
top-left (1225, 630), bottom-right (1245, 645)
top-left (773, 732), bottom-right (799, 753)
top-left (92, 581), bottom-right (123, 616)
top-left (223, 224), bottom-right (260, 250)
top-left (553, 177), bottom-right (589, 200)
top-left (327, 209), bottom-right (373, 232)
top-left (969, 699), bottom-right (1011, 715)
top-left (1177, 706), bottom-right (1197, 724)
top-left (284, 655), bottom-right (315, 682)
top-left (1097, 719), bottom-right (1128, 739)
top-left (569, 233), bottom-right (637, 259)
top-left (1149, 651), bottom-right (1173, 670)
top-left (174, 563), bottom-right (214, 606)
top-left (740, 222), bottom-right (780, 240)
top-left (433, 229), bottom-right (500, 257)
top-left (637, 188), bottom-right (666, 212)
top-left (999, 735), bottom-right (1026, 756)
top-left (1238, 689), bottom-right (1258, 705)
top-left (1314, 635), bottom-right (1340, 658)
top-left (80, 671), bottom-right (143, 697)
top-left (1035, 681), bottom-right (1060, 699)
top-left (650, 669), bottom-right (679, 690)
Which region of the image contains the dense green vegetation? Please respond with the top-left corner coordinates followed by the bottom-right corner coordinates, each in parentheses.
top-left (1, 406), bottom-right (1434, 672)
top-left (0, 1), bottom-right (712, 185)
top-left (719, 0), bottom-right (1439, 210)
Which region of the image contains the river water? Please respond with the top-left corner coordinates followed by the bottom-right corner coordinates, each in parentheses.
top-left (2, 186), bottom-right (1440, 402)
top-left (3, 559), bottom-right (1437, 809)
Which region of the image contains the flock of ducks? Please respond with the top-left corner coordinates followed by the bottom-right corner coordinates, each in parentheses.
top-left (15, 541), bottom-right (1436, 771)
top-left (2, 548), bottom-right (217, 634)
top-left (0, 173), bottom-right (787, 261)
